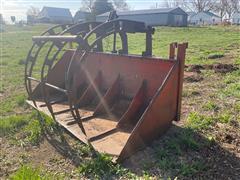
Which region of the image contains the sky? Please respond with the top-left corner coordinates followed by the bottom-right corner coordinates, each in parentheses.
top-left (0, 0), bottom-right (166, 22)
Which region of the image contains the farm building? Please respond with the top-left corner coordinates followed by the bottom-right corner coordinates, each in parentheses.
top-left (96, 7), bottom-right (188, 27)
top-left (189, 11), bottom-right (221, 25)
top-left (73, 11), bottom-right (91, 23)
top-left (187, 12), bottom-right (196, 22)
top-left (0, 14), bottom-right (4, 24)
top-left (37, 6), bottom-right (73, 24)
top-left (232, 12), bottom-right (240, 25)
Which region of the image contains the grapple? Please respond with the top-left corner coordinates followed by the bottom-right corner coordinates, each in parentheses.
top-left (25, 19), bottom-right (188, 162)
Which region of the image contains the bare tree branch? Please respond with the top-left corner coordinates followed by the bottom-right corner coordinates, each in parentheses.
top-left (80, 0), bottom-right (95, 13)
top-left (27, 6), bottom-right (40, 16)
top-left (112, 0), bottom-right (129, 11)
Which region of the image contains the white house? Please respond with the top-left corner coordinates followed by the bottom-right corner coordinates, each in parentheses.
top-left (232, 12), bottom-right (240, 25)
top-left (189, 11), bottom-right (221, 25)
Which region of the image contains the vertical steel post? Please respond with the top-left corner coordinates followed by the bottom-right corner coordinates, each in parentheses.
top-left (176, 43), bottom-right (188, 121)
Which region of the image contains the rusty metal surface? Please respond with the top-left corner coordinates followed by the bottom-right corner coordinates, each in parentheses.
top-left (25, 19), bottom-right (188, 162)
top-left (27, 44), bottom-right (187, 161)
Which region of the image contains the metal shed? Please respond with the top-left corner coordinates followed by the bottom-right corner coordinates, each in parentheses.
top-left (189, 11), bottom-right (221, 25)
top-left (232, 12), bottom-right (240, 25)
top-left (38, 6), bottom-right (73, 24)
top-left (73, 11), bottom-right (91, 23)
top-left (187, 12), bottom-right (196, 22)
top-left (96, 7), bottom-right (188, 27)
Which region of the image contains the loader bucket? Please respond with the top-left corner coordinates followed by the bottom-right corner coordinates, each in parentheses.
top-left (25, 19), bottom-right (188, 162)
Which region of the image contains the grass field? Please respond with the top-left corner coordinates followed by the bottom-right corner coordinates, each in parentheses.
top-left (0, 24), bottom-right (239, 179)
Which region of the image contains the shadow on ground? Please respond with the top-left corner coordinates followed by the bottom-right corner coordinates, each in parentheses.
top-left (39, 114), bottom-right (93, 167)
top-left (124, 124), bottom-right (240, 179)
top-left (39, 115), bottom-right (240, 179)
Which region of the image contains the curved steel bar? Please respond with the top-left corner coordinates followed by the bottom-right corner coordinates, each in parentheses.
top-left (40, 22), bottom-right (100, 135)
top-left (25, 24), bottom-right (71, 95)
top-left (25, 24), bottom-right (72, 107)
top-left (65, 21), bottom-right (134, 139)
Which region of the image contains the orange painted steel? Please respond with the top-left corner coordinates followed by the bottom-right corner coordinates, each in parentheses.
top-left (27, 42), bottom-right (187, 162)
top-left (25, 20), bottom-right (188, 162)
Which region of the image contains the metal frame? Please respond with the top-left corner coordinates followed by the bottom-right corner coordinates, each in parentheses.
top-left (64, 20), bottom-right (155, 135)
top-left (25, 19), bottom-right (154, 133)
top-left (24, 19), bottom-right (188, 162)
top-left (24, 24), bottom-right (72, 107)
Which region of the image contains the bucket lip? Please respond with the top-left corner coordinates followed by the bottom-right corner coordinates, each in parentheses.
top-left (66, 49), bottom-right (177, 63)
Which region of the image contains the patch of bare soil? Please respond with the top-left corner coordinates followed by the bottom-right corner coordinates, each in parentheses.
top-left (184, 72), bottom-right (203, 83)
top-left (208, 54), bottom-right (224, 59)
top-left (212, 63), bottom-right (239, 73)
top-left (186, 65), bottom-right (204, 73)
top-left (0, 133), bottom-right (83, 179)
top-left (202, 122), bottom-right (240, 179)
top-left (214, 122), bottom-right (240, 156)
top-left (186, 63), bottom-right (239, 74)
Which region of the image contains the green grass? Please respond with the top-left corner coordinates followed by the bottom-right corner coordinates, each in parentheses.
top-left (220, 70), bottom-right (240, 99)
top-left (179, 161), bottom-right (206, 176)
top-left (202, 101), bottom-right (219, 111)
top-left (186, 112), bottom-right (214, 130)
top-left (0, 94), bottom-right (27, 115)
top-left (21, 112), bottom-right (58, 145)
top-left (78, 153), bottom-right (134, 179)
top-left (104, 26), bottom-right (240, 65)
top-left (10, 165), bottom-right (63, 180)
top-left (186, 111), bottom-right (234, 130)
top-left (235, 57), bottom-right (240, 65)
top-left (153, 128), bottom-right (206, 177)
top-left (0, 112), bottom-right (57, 145)
top-left (23, 118), bottom-right (43, 145)
top-left (0, 115), bottom-right (29, 136)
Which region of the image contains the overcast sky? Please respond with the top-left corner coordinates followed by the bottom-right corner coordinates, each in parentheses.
top-left (1, 0), bottom-right (165, 22)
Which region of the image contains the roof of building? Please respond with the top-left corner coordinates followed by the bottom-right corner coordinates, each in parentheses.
top-left (187, 11), bottom-right (196, 17)
top-left (98, 7), bottom-right (187, 17)
top-left (202, 11), bottom-right (220, 18)
top-left (232, 12), bottom-right (240, 18)
top-left (73, 11), bottom-right (91, 22)
top-left (190, 11), bottom-right (220, 19)
top-left (39, 6), bottom-right (72, 18)
top-left (74, 11), bottom-right (91, 18)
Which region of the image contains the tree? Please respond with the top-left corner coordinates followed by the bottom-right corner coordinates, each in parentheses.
top-left (27, 6), bottom-right (40, 16)
top-left (92, 0), bottom-right (114, 15)
top-left (0, 14), bottom-right (4, 24)
top-left (214, 0), bottom-right (227, 21)
top-left (225, 0), bottom-right (240, 18)
top-left (160, 0), bottom-right (197, 12)
top-left (163, 0), bottom-right (182, 8)
top-left (150, 3), bottom-right (160, 9)
top-left (112, 0), bottom-right (129, 11)
top-left (231, 0), bottom-right (240, 12)
top-left (190, 0), bottom-right (215, 12)
top-left (11, 16), bottom-right (16, 23)
top-left (26, 6), bottom-right (40, 24)
top-left (80, 0), bottom-right (95, 13)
